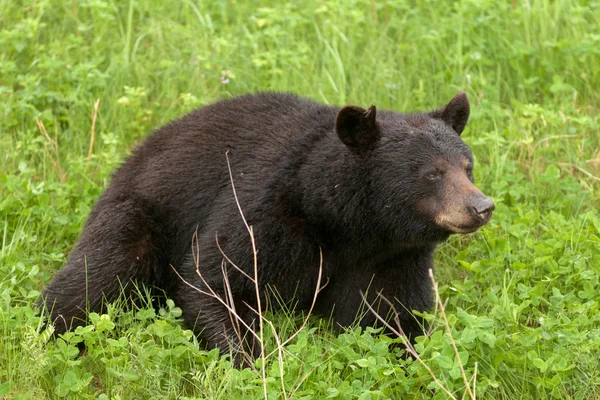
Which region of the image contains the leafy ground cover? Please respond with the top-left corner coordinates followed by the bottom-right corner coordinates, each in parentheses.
top-left (1, 0), bottom-right (599, 398)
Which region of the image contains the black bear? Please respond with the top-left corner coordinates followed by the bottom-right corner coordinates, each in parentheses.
top-left (39, 92), bottom-right (493, 357)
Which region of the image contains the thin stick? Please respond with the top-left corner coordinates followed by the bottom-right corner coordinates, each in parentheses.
top-left (36, 119), bottom-right (57, 153)
top-left (264, 318), bottom-right (288, 399)
top-left (173, 232), bottom-right (261, 343)
top-left (360, 292), bottom-right (457, 400)
top-left (170, 149), bottom-right (327, 395)
top-left (225, 150), bottom-right (251, 234)
top-left (429, 269), bottom-right (474, 400)
top-left (290, 363), bottom-right (322, 397)
top-left (221, 260), bottom-right (243, 347)
top-left (169, 263), bottom-right (262, 343)
top-left (251, 219), bottom-right (267, 397)
top-left (224, 151), bottom-right (267, 399)
top-left (36, 118), bottom-right (66, 183)
top-left (360, 293), bottom-right (402, 338)
top-left (224, 151), bottom-right (329, 398)
top-left (243, 249), bottom-right (326, 371)
top-left (473, 361), bottom-right (478, 399)
top-left (215, 232), bottom-right (254, 282)
top-left (264, 249), bottom-right (325, 360)
top-left (533, 134), bottom-right (577, 150)
top-left (87, 98), bottom-right (100, 161)
top-left (374, 292), bottom-right (407, 337)
top-left (558, 162), bottom-right (600, 182)
top-left (244, 294), bottom-right (326, 400)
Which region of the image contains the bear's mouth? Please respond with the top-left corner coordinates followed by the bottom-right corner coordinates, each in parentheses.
top-left (435, 217), bottom-right (489, 234)
top-left (441, 222), bottom-right (483, 234)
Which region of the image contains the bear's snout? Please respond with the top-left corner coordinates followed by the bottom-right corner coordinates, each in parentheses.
top-left (428, 174), bottom-right (495, 234)
top-left (470, 195), bottom-right (495, 223)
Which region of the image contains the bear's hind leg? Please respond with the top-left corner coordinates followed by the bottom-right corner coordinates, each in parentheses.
top-left (38, 197), bottom-right (162, 335)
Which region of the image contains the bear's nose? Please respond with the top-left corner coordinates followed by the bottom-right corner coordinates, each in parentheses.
top-left (471, 196), bottom-right (495, 221)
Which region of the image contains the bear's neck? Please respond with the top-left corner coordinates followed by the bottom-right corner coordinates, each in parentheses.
top-left (292, 134), bottom-right (434, 251)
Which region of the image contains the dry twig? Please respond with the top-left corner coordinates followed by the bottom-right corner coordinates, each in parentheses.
top-left (87, 98), bottom-right (101, 161)
top-left (170, 151), bottom-right (327, 398)
top-left (558, 162), bottom-right (600, 182)
top-left (36, 118), bottom-right (66, 183)
top-left (361, 268), bottom-right (479, 399)
top-left (360, 290), bottom-right (458, 400)
top-left (428, 269), bottom-right (474, 400)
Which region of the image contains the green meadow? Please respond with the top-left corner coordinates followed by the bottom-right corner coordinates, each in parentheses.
top-left (1, 0), bottom-right (599, 398)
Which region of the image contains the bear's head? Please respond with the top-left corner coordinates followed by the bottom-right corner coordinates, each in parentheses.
top-left (335, 92), bottom-right (494, 243)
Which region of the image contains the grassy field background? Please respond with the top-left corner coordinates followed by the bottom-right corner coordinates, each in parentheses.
top-left (1, 0), bottom-right (600, 398)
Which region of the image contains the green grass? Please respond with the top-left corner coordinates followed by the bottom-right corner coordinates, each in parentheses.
top-left (1, 0), bottom-right (600, 398)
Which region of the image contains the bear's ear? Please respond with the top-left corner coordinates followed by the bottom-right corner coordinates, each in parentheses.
top-left (335, 105), bottom-right (380, 149)
top-left (430, 92), bottom-right (470, 135)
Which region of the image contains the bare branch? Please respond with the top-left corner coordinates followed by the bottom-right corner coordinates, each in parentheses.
top-left (360, 290), bottom-right (458, 400)
top-left (428, 269), bottom-right (474, 400)
top-left (169, 264), bottom-right (262, 344)
top-left (224, 151), bottom-right (268, 398)
top-left (36, 118), bottom-right (66, 183)
top-left (264, 248), bottom-right (325, 360)
top-left (215, 232), bottom-right (254, 282)
top-left (558, 162), bottom-right (600, 182)
top-left (87, 98), bottom-right (101, 161)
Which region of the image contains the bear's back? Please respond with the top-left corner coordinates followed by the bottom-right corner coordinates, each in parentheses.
top-left (101, 93), bottom-right (337, 256)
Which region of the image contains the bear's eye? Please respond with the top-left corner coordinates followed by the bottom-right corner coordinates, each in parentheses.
top-left (425, 171), bottom-right (441, 181)
top-left (466, 166), bottom-right (473, 176)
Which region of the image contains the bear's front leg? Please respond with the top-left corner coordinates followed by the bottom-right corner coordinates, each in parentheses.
top-left (317, 247), bottom-right (435, 343)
